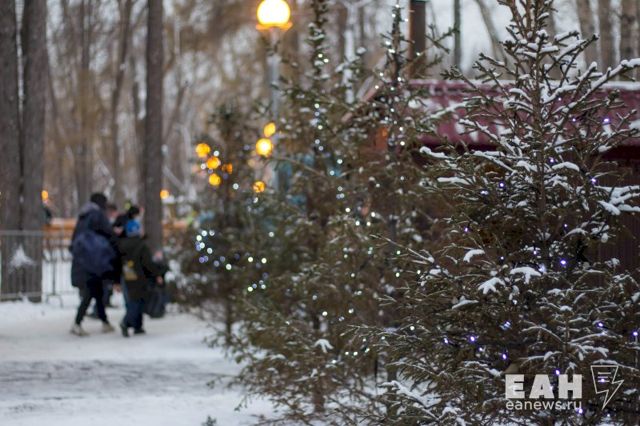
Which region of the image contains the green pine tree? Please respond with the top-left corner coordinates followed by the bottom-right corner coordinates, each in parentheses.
top-left (358, 0), bottom-right (640, 423)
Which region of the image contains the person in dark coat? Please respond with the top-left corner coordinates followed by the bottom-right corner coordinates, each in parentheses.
top-left (70, 193), bottom-right (119, 336)
top-left (88, 202), bottom-right (121, 317)
top-left (118, 219), bottom-right (165, 337)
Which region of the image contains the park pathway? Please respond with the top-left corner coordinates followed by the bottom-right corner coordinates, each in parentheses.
top-left (0, 296), bottom-right (272, 425)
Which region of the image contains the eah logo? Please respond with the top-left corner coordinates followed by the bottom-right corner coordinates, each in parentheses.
top-left (504, 374), bottom-right (582, 411)
top-left (504, 365), bottom-right (624, 412)
top-left (591, 365), bottom-right (623, 410)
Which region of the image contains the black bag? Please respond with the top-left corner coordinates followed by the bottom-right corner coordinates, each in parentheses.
top-left (145, 284), bottom-right (168, 318)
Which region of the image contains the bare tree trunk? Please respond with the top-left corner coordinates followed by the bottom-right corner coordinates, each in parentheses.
top-left (473, 0), bottom-right (502, 61)
top-left (75, 0), bottom-right (93, 207)
top-left (546, 6), bottom-right (560, 79)
top-left (282, 0), bottom-right (301, 83)
top-left (110, 0), bottom-right (133, 208)
top-left (357, 4), bottom-right (368, 66)
top-left (576, 0), bottom-right (598, 67)
top-left (21, 0), bottom-right (48, 301)
top-left (598, 0), bottom-right (615, 70)
top-left (144, 0), bottom-right (164, 252)
top-left (453, 0), bottom-right (462, 69)
top-left (337, 3), bottom-right (348, 60)
top-left (408, 0), bottom-right (426, 77)
top-left (0, 0), bottom-right (23, 298)
top-left (0, 0), bottom-right (21, 231)
top-left (620, 0), bottom-right (637, 61)
top-left (46, 50), bottom-right (69, 217)
top-left (129, 54), bottom-right (145, 206)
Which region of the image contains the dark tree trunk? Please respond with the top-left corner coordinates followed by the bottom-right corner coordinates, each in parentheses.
top-left (110, 0), bottom-right (133, 208)
top-left (474, 0), bottom-right (503, 61)
top-left (20, 0), bottom-right (48, 301)
top-left (408, 0), bottom-right (426, 77)
top-left (283, 0), bottom-right (301, 83)
top-left (598, 0), bottom-right (615, 70)
top-left (576, 0), bottom-right (598, 68)
top-left (75, 0), bottom-right (93, 208)
top-left (129, 54), bottom-right (145, 207)
top-left (337, 3), bottom-right (347, 60)
top-left (144, 0), bottom-right (164, 252)
top-left (620, 0), bottom-right (637, 61)
top-left (0, 0), bottom-right (23, 298)
top-left (637, 1), bottom-right (640, 80)
top-left (453, 0), bottom-right (462, 69)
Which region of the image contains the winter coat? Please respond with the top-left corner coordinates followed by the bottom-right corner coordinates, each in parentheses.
top-left (70, 202), bottom-right (120, 287)
top-left (118, 236), bottom-right (165, 301)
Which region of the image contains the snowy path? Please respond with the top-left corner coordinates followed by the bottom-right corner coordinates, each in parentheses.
top-left (0, 296), bottom-right (272, 426)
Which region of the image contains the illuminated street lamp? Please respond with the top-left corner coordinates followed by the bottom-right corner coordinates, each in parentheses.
top-left (257, 0), bottom-right (292, 30)
top-left (160, 189), bottom-right (170, 200)
top-left (41, 190), bottom-right (49, 202)
top-left (255, 137), bottom-right (274, 157)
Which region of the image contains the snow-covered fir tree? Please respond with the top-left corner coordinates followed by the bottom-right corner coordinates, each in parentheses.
top-left (222, 1), bottom-right (447, 423)
top-left (178, 103), bottom-right (286, 342)
top-left (357, 0), bottom-right (640, 423)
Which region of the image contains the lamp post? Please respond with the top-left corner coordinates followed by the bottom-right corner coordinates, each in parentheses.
top-left (257, 0), bottom-right (291, 191)
top-left (257, 0), bottom-right (291, 117)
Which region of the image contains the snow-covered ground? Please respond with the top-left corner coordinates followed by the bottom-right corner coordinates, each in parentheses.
top-left (0, 295), bottom-right (273, 426)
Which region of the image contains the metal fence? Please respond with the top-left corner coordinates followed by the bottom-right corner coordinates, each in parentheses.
top-left (0, 230), bottom-right (74, 303)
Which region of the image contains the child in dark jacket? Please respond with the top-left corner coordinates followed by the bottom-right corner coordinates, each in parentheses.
top-left (118, 219), bottom-right (165, 337)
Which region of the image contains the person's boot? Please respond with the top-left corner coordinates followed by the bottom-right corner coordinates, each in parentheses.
top-left (133, 328), bottom-right (146, 335)
top-left (102, 322), bottom-right (115, 333)
top-left (119, 321), bottom-right (129, 338)
top-left (70, 323), bottom-right (89, 337)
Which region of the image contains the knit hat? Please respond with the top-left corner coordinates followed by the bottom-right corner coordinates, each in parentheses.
top-left (90, 192), bottom-right (108, 210)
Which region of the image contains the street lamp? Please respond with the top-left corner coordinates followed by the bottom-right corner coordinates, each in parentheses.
top-left (257, 0), bottom-right (292, 31)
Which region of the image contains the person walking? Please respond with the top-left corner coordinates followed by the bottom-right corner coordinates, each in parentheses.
top-left (118, 219), bottom-right (166, 337)
top-left (88, 202), bottom-right (122, 318)
top-left (70, 193), bottom-right (119, 336)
